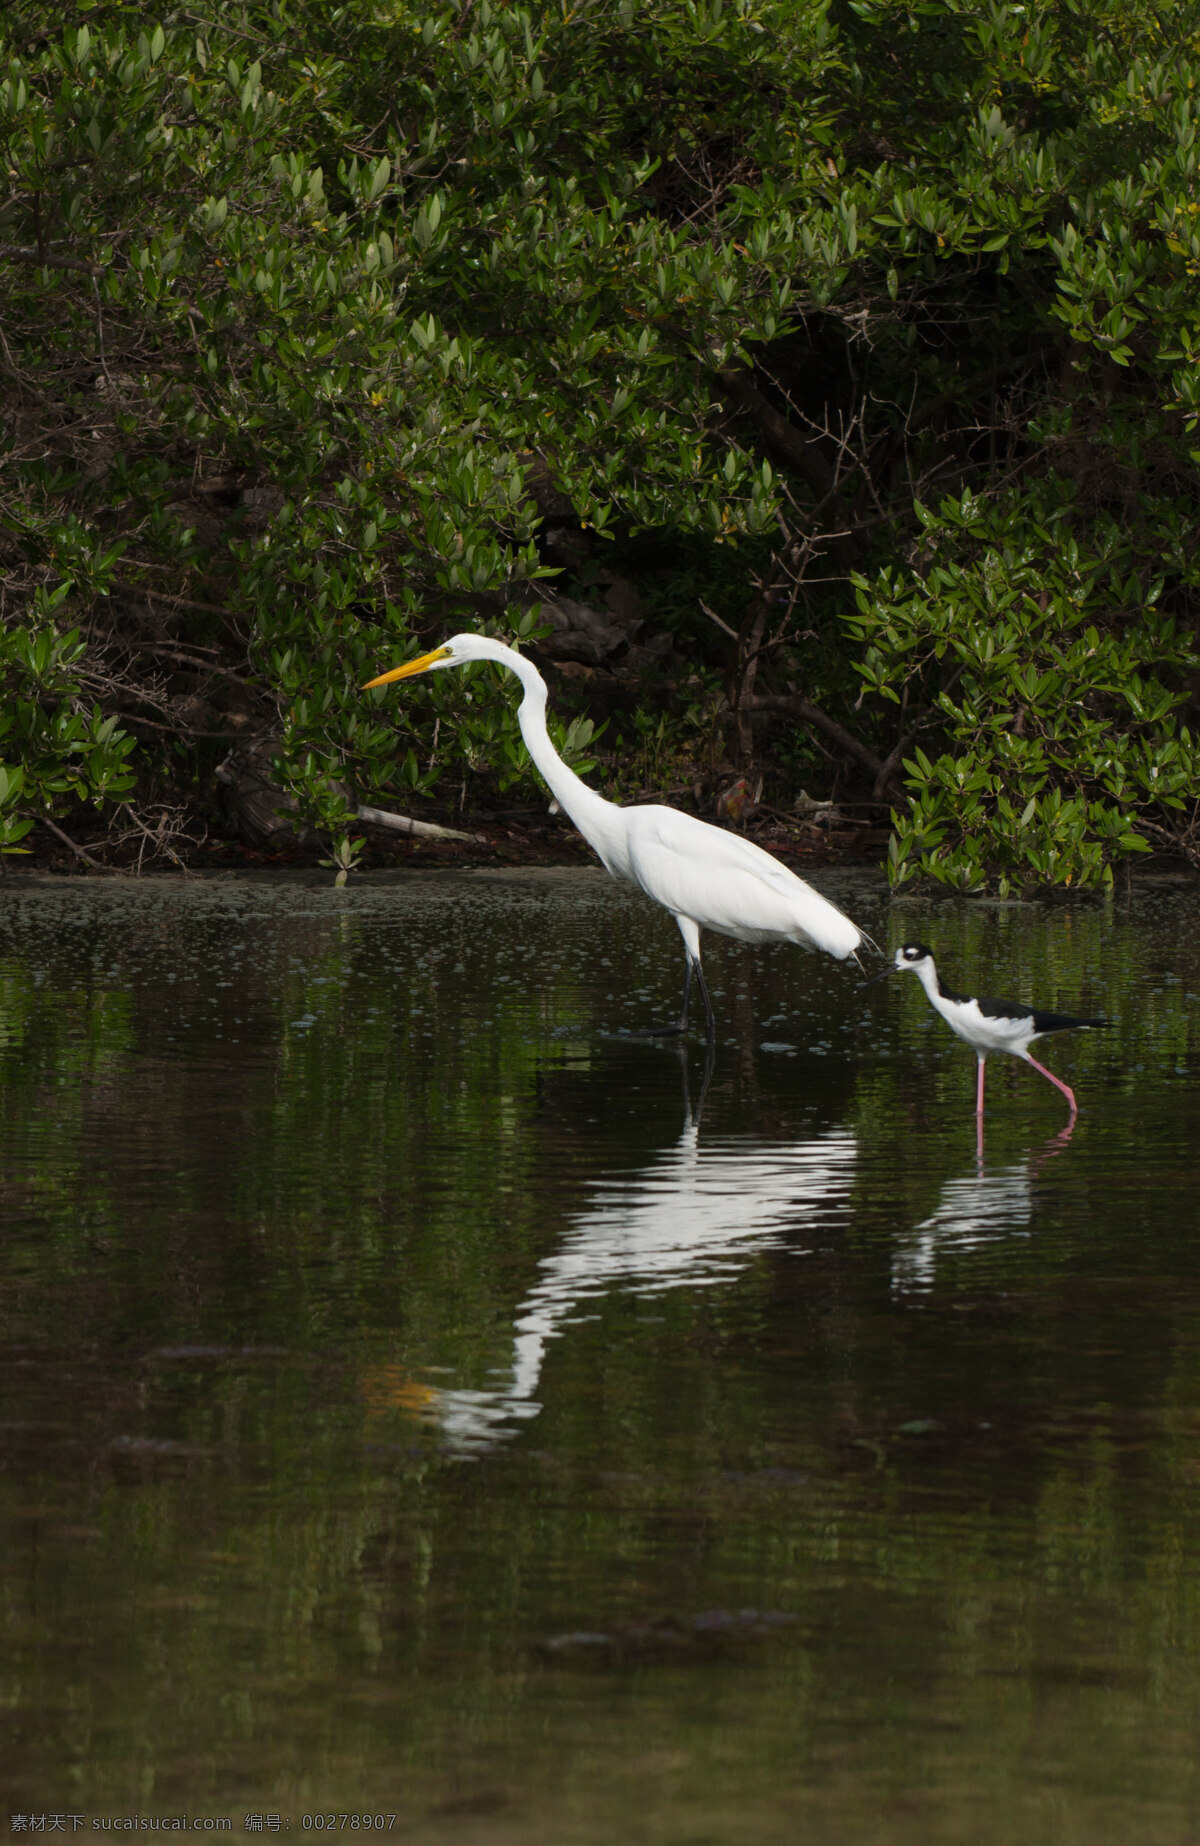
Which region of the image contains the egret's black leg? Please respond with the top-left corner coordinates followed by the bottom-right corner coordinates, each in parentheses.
top-left (671, 953), bottom-right (715, 1045)
top-left (624, 951), bottom-right (699, 1040)
top-left (670, 953), bottom-right (715, 1046)
top-left (621, 950), bottom-right (715, 1044)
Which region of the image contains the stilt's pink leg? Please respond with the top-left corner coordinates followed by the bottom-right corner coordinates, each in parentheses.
top-left (975, 1055), bottom-right (986, 1117)
top-left (1025, 1053), bottom-right (1077, 1115)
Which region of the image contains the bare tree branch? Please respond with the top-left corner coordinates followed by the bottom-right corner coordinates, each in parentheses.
top-left (22, 810), bottom-right (117, 871)
top-left (0, 245), bottom-right (97, 274)
top-left (740, 693), bottom-right (907, 799)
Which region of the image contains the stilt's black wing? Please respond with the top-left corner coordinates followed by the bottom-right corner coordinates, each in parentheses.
top-left (973, 994), bottom-right (1035, 1023)
top-left (1030, 1009), bottom-right (1107, 1035)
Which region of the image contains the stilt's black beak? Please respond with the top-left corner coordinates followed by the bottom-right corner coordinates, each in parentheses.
top-left (862, 961), bottom-right (898, 988)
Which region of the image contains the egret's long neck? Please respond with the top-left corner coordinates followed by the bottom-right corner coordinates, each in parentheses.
top-left (499, 648), bottom-right (619, 845)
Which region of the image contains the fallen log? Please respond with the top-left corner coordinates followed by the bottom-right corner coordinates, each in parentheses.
top-left (356, 805), bottom-right (479, 843)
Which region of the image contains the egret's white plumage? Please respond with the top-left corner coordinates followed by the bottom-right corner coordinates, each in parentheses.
top-left (365, 633), bottom-right (865, 1039)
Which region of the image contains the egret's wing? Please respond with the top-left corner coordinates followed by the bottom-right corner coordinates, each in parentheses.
top-left (624, 807), bottom-right (861, 957)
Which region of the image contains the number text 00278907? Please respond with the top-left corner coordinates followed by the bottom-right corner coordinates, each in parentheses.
top-left (300, 1821), bottom-right (396, 1833)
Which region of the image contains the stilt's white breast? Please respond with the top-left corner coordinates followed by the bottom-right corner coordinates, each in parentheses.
top-left (932, 994), bottom-right (1035, 1056)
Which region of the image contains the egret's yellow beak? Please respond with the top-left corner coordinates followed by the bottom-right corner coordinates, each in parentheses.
top-left (362, 645), bottom-right (451, 690)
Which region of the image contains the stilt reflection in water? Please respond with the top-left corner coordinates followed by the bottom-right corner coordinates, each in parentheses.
top-left (892, 1119), bottom-right (1076, 1297)
top-left (410, 1083), bottom-right (856, 1455)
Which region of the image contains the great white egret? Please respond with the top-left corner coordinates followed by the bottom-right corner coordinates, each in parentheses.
top-left (364, 633), bottom-right (867, 1044)
top-left (878, 942), bottom-right (1106, 1116)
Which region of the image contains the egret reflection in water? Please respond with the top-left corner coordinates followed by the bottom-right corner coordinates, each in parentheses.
top-left (410, 1113), bottom-right (858, 1455)
top-left (892, 1121), bottom-right (1076, 1297)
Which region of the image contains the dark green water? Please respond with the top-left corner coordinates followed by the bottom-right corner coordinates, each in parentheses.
top-left (2, 865), bottom-right (1199, 1843)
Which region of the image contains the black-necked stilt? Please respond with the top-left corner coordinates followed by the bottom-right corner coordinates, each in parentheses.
top-left (879, 943), bottom-right (1107, 1117)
